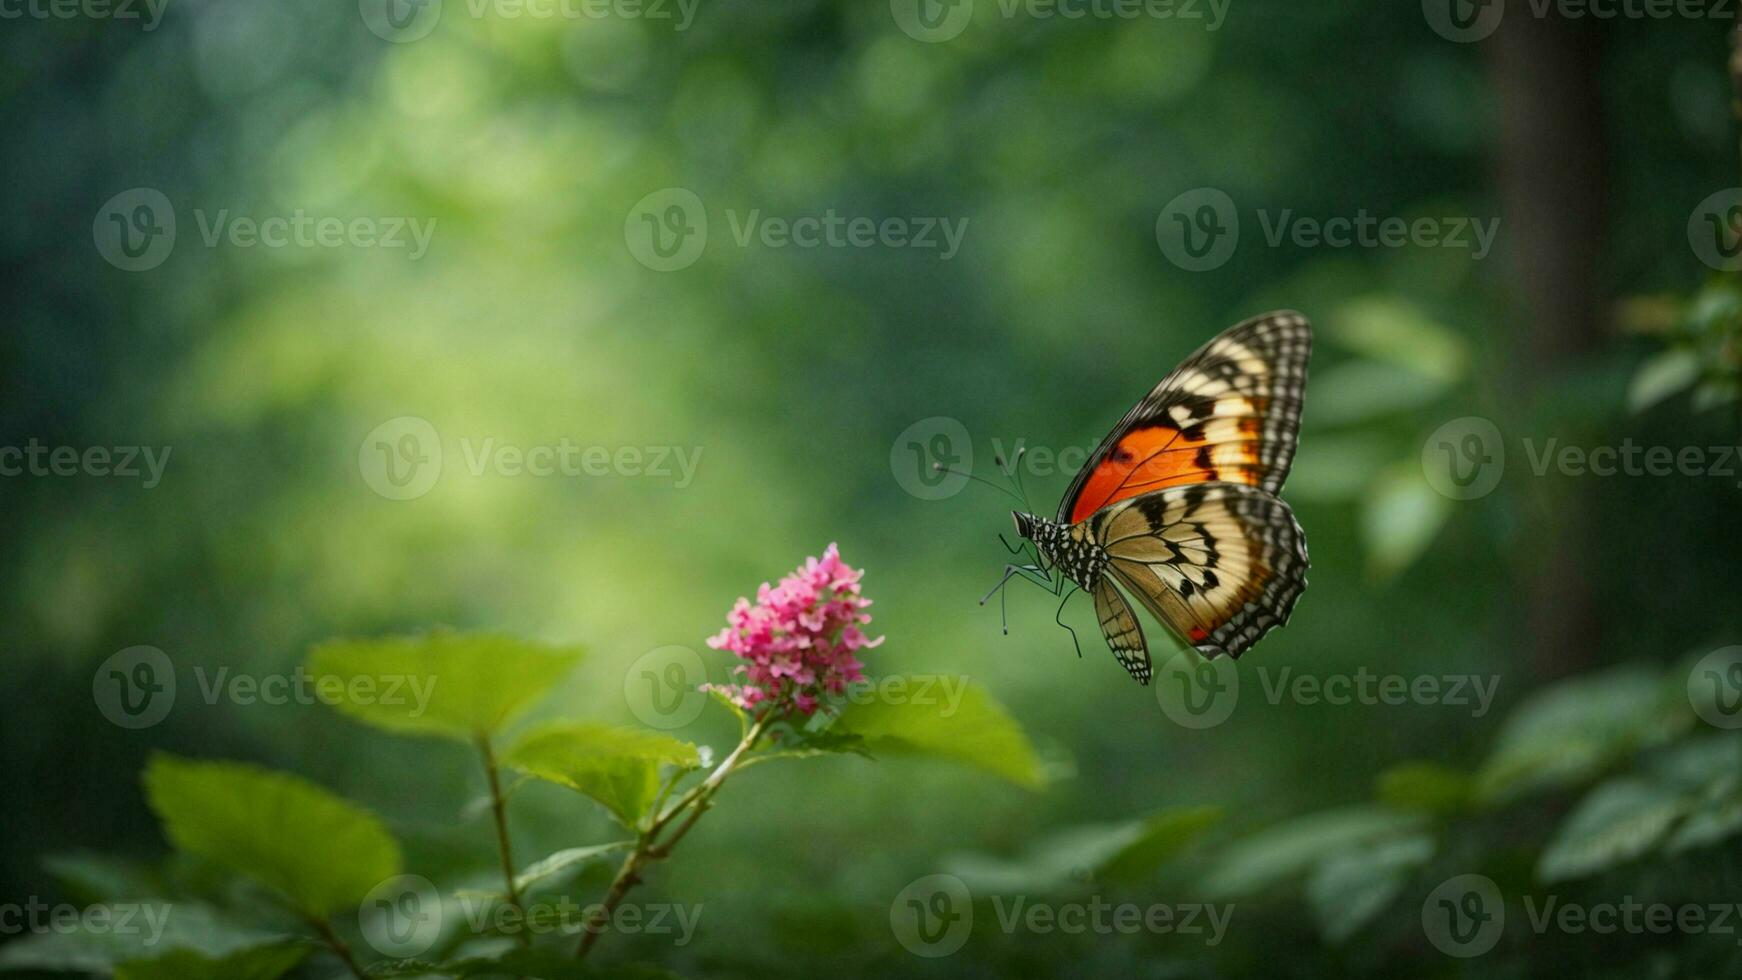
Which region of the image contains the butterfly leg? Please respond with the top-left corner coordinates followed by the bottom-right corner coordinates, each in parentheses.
top-left (980, 562), bottom-right (1055, 635)
top-left (1054, 586), bottom-right (1084, 659)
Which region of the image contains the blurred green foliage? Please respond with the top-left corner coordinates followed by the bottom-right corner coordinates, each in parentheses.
top-left (4, 0), bottom-right (1742, 977)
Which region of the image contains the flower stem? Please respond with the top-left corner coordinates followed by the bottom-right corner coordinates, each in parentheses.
top-left (477, 735), bottom-right (531, 946)
top-left (575, 712), bottom-right (770, 958)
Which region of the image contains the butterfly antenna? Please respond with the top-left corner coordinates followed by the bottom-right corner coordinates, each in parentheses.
top-left (1008, 447), bottom-right (1037, 514)
top-left (933, 462), bottom-right (1025, 504)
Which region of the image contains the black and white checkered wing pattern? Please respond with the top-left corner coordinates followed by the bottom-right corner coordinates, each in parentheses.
top-left (1089, 482), bottom-right (1309, 659)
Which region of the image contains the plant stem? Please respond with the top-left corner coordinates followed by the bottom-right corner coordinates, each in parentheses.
top-left (575, 712), bottom-right (770, 958)
top-left (309, 916), bottom-right (367, 980)
top-left (477, 735), bottom-right (531, 946)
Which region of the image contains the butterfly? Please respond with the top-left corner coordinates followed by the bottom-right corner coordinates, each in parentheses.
top-left (984, 311), bottom-right (1311, 686)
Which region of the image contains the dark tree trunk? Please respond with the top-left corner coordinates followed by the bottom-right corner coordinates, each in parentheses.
top-left (1487, 11), bottom-right (1609, 679)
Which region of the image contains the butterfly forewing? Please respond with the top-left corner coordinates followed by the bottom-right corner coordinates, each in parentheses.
top-left (1058, 311), bottom-right (1312, 525)
top-left (1089, 482), bottom-right (1309, 659)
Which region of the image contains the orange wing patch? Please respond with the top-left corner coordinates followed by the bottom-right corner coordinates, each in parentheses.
top-left (1067, 415), bottom-right (1264, 524)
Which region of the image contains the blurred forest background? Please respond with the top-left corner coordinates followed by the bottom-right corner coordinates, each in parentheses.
top-left (4, 0), bottom-right (1742, 977)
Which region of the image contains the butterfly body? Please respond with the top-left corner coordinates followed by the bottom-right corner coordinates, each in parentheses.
top-left (997, 312), bottom-right (1314, 686)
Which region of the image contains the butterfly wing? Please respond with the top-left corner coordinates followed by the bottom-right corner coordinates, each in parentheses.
top-left (1088, 482), bottom-right (1308, 659)
top-left (1093, 578), bottom-right (1151, 685)
top-left (1057, 311), bottom-right (1312, 525)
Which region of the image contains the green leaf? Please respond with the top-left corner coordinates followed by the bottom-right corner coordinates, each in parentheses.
top-left (0, 902), bottom-right (286, 974)
top-left (514, 841), bottom-right (634, 894)
top-left (1665, 795), bottom-right (1742, 854)
top-left (1376, 762), bottom-right (1473, 815)
top-left (306, 631), bottom-right (584, 740)
top-left (1538, 778), bottom-right (1692, 883)
top-left (1097, 805), bottom-right (1225, 883)
top-left (114, 945), bottom-right (309, 980)
top-left (1475, 666), bottom-right (1687, 803)
top-left (1360, 464), bottom-right (1451, 579)
top-left (1627, 348), bottom-right (1702, 413)
top-left (504, 723), bottom-right (701, 827)
top-left (1306, 834), bottom-right (1434, 944)
top-left (143, 754), bottom-right (402, 918)
top-left (1200, 806), bottom-right (1424, 899)
top-left (1329, 296), bottom-right (1471, 384)
top-left (1306, 361), bottom-right (1453, 429)
top-left (831, 682), bottom-right (1045, 789)
top-left (41, 852), bottom-right (165, 904)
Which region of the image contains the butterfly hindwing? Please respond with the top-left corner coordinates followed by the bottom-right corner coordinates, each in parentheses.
top-left (1059, 311), bottom-right (1312, 524)
top-left (1089, 482), bottom-right (1308, 659)
top-left (1093, 578), bottom-right (1151, 685)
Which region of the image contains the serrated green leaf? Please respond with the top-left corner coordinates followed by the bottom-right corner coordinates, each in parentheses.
top-left (306, 631), bottom-right (583, 740)
top-left (831, 682), bottom-right (1044, 790)
top-left (1306, 835), bottom-right (1434, 944)
top-left (143, 754), bottom-right (402, 918)
top-left (504, 723), bottom-right (700, 827)
top-left (1538, 778), bottom-right (1691, 883)
top-left (1200, 806), bottom-right (1424, 900)
top-left (114, 944), bottom-right (309, 980)
top-left (513, 841), bottom-right (634, 894)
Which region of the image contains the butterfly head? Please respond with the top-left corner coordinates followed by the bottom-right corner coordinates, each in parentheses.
top-left (1011, 511), bottom-right (1038, 540)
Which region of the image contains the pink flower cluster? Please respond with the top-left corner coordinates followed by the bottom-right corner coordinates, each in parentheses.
top-left (703, 543), bottom-right (884, 716)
